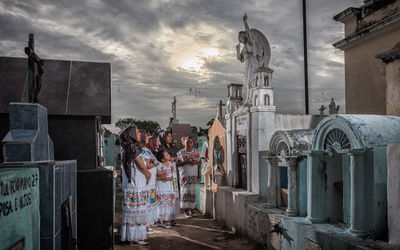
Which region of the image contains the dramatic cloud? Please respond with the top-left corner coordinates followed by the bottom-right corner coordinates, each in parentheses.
top-left (0, 0), bottom-right (363, 129)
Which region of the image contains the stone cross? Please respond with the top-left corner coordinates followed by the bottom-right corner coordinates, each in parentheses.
top-left (216, 100), bottom-right (225, 118)
top-left (24, 33), bottom-right (44, 103)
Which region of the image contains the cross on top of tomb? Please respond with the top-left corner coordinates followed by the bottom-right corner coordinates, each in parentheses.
top-left (216, 100), bottom-right (226, 118)
top-left (24, 33), bottom-right (44, 103)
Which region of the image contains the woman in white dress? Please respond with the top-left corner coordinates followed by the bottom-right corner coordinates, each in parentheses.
top-left (139, 130), bottom-right (158, 235)
top-left (120, 126), bottom-right (151, 245)
top-left (177, 137), bottom-right (202, 217)
top-left (155, 150), bottom-right (179, 228)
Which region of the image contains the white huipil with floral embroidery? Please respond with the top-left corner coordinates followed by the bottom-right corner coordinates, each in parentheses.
top-left (141, 147), bottom-right (158, 226)
top-left (177, 149), bottom-right (200, 209)
top-left (120, 152), bottom-right (149, 242)
top-left (156, 161), bottom-right (179, 221)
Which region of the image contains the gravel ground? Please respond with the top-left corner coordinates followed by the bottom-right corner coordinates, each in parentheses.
top-left (114, 210), bottom-right (258, 250)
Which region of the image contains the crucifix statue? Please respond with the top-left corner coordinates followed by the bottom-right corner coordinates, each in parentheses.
top-left (24, 33), bottom-right (44, 103)
top-left (172, 96), bottom-right (177, 120)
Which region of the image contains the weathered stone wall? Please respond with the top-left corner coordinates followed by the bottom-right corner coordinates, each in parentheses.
top-left (386, 60), bottom-right (400, 115)
top-left (275, 114), bottom-right (324, 131)
top-left (345, 29), bottom-right (400, 115)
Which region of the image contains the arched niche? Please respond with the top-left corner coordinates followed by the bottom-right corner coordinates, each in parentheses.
top-left (267, 129), bottom-right (313, 216)
top-left (254, 95), bottom-right (258, 106)
top-left (308, 114), bottom-right (400, 238)
top-left (264, 94), bottom-right (270, 106)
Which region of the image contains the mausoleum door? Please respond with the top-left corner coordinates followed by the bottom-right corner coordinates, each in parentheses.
top-left (324, 152), bottom-right (345, 224)
top-left (237, 135), bottom-right (247, 190)
top-left (278, 161), bottom-right (288, 209)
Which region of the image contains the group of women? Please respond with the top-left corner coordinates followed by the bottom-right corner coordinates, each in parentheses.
top-left (119, 126), bottom-right (201, 245)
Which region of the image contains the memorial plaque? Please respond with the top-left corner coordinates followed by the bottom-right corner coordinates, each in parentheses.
top-left (0, 168), bottom-right (40, 249)
top-left (236, 115), bottom-right (248, 133)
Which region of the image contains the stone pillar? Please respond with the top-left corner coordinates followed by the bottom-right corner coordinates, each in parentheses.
top-left (266, 156), bottom-right (278, 207)
top-left (286, 156), bottom-right (299, 216)
top-left (246, 108), bottom-right (252, 192)
top-left (348, 149), bottom-right (368, 236)
top-left (387, 143), bottom-right (400, 244)
top-left (306, 150), bottom-right (326, 223)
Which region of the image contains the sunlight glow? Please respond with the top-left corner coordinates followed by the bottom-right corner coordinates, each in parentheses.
top-left (176, 47), bottom-right (220, 72)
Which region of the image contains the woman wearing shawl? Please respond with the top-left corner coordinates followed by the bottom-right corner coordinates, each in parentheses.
top-left (177, 136), bottom-right (201, 217)
top-left (120, 126), bottom-right (151, 245)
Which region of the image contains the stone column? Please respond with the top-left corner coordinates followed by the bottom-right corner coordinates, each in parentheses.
top-left (306, 150), bottom-right (326, 223)
top-left (348, 149), bottom-right (368, 236)
top-left (246, 108), bottom-right (252, 192)
top-left (266, 156), bottom-right (278, 207)
top-left (286, 156), bottom-right (299, 216)
top-left (387, 143), bottom-right (400, 244)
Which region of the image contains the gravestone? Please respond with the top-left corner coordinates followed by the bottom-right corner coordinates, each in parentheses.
top-left (1, 103), bottom-right (77, 249)
top-left (0, 168), bottom-right (40, 249)
top-left (2, 103), bottom-right (54, 162)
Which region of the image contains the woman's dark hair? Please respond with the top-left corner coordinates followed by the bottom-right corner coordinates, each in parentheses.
top-left (158, 130), bottom-right (172, 148)
top-left (148, 136), bottom-right (158, 154)
top-left (156, 150), bottom-right (167, 162)
top-left (120, 126), bottom-right (141, 181)
top-left (139, 129), bottom-right (147, 147)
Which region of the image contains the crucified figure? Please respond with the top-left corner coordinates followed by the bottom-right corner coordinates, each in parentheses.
top-left (24, 33), bottom-right (44, 103)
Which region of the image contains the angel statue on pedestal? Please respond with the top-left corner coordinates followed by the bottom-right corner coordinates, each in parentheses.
top-left (236, 13), bottom-right (271, 105)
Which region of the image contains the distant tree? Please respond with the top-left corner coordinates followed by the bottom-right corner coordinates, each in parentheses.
top-left (115, 118), bottom-right (161, 135)
top-left (206, 118), bottom-right (215, 127)
top-left (198, 127), bottom-right (209, 136)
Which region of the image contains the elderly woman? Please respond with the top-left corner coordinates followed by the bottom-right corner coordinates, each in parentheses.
top-left (120, 126), bottom-right (151, 245)
top-left (177, 136), bottom-right (202, 217)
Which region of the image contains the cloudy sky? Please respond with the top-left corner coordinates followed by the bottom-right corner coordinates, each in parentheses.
top-left (0, 0), bottom-right (362, 129)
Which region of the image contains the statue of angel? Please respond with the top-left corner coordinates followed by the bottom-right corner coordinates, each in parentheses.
top-left (236, 13), bottom-right (271, 105)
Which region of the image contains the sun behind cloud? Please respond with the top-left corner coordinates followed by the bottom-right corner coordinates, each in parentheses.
top-left (172, 47), bottom-right (220, 73)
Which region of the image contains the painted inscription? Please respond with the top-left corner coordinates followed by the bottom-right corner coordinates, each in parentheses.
top-left (0, 172), bottom-right (38, 218)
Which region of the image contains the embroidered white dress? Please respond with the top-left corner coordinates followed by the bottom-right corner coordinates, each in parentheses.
top-left (171, 161), bottom-right (180, 215)
top-left (177, 149), bottom-right (199, 209)
top-left (120, 153), bottom-right (148, 242)
top-left (156, 161), bottom-right (179, 221)
top-left (141, 147), bottom-right (158, 226)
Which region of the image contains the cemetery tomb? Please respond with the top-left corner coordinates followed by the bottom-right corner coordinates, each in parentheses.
top-left (308, 114), bottom-right (400, 238)
top-left (0, 168), bottom-right (40, 250)
top-left (0, 57), bottom-right (111, 170)
top-left (1, 103), bottom-right (77, 249)
top-left (267, 129), bottom-right (312, 217)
